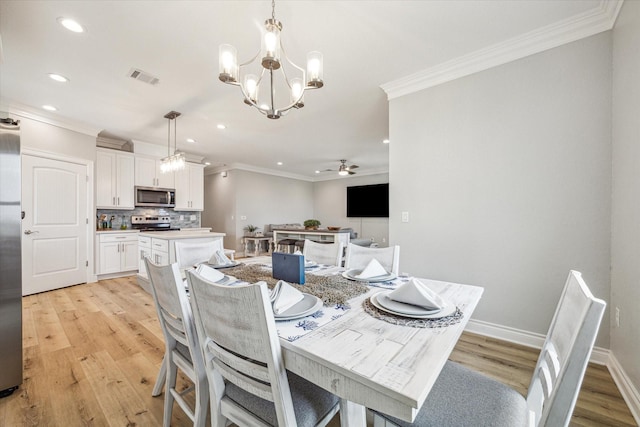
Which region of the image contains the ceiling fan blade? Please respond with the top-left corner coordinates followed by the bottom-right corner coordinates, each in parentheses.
top-left (348, 170), bottom-right (356, 175)
top-left (348, 164), bottom-right (359, 169)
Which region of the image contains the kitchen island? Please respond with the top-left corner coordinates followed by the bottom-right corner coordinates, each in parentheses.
top-left (137, 230), bottom-right (226, 293)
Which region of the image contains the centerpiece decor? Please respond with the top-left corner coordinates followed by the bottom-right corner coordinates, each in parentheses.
top-left (304, 219), bottom-right (321, 230)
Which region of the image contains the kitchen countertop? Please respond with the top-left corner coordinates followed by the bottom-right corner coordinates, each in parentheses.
top-left (138, 230), bottom-right (226, 239)
top-left (96, 229), bottom-right (140, 234)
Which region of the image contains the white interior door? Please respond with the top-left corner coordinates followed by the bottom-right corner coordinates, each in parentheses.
top-left (22, 154), bottom-right (88, 296)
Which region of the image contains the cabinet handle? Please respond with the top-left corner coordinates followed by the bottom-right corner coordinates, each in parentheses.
top-left (113, 197), bottom-right (116, 205)
top-left (117, 197), bottom-right (120, 205)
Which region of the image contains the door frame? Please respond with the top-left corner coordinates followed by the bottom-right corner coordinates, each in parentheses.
top-left (22, 148), bottom-right (96, 283)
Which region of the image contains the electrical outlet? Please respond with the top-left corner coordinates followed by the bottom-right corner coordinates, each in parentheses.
top-left (190, 215), bottom-right (196, 221)
top-left (401, 211), bottom-right (409, 223)
top-left (382, 237), bottom-right (386, 243)
top-left (179, 215), bottom-right (184, 221)
top-left (240, 215), bottom-right (247, 220)
top-left (615, 307), bottom-right (620, 327)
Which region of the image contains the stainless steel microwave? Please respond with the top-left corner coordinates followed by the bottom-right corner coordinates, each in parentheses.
top-left (135, 186), bottom-right (175, 207)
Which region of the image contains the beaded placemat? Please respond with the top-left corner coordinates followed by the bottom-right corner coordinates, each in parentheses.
top-left (363, 299), bottom-right (464, 328)
top-left (221, 264), bottom-right (369, 307)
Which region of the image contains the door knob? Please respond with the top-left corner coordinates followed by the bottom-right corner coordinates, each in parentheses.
top-left (24, 230), bottom-right (39, 235)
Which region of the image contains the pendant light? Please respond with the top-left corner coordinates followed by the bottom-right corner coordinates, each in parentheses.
top-left (160, 111), bottom-right (185, 173)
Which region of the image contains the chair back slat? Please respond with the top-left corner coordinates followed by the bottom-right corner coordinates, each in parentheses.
top-left (187, 272), bottom-right (298, 426)
top-left (175, 239), bottom-right (223, 270)
top-left (212, 359), bottom-right (274, 402)
top-left (302, 239), bottom-right (343, 266)
top-left (526, 270), bottom-right (605, 427)
top-left (344, 243), bottom-right (400, 275)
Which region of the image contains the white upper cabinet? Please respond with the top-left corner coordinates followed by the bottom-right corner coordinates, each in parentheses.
top-left (135, 155), bottom-right (175, 189)
top-left (174, 163), bottom-right (205, 211)
top-left (96, 148), bottom-right (135, 209)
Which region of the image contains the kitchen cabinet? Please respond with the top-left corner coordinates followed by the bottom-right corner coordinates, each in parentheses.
top-left (137, 235), bottom-right (171, 279)
top-left (134, 155), bottom-right (175, 189)
top-left (174, 163), bottom-right (204, 211)
top-left (96, 148), bottom-right (135, 209)
top-left (97, 232), bottom-right (139, 276)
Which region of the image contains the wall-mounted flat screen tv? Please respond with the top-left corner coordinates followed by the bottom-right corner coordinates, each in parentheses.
top-left (346, 183), bottom-right (389, 218)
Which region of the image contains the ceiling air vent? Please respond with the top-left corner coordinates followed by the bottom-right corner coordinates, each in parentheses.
top-left (127, 68), bottom-right (159, 85)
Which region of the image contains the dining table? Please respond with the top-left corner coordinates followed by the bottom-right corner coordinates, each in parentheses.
top-left (233, 256), bottom-right (485, 427)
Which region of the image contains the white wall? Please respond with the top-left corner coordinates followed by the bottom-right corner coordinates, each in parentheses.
top-left (17, 115), bottom-right (96, 161)
top-left (202, 170), bottom-right (237, 249)
top-left (389, 33), bottom-right (612, 346)
top-left (611, 0), bottom-right (640, 396)
top-left (313, 173), bottom-right (389, 246)
top-left (203, 169), bottom-right (314, 251)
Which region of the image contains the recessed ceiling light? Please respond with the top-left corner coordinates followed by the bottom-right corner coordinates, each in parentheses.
top-left (48, 73), bottom-right (69, 83)
top-left (260, 104), bottom-right (270, 111)
top-left (217, 124), bottom-right (226, 130)
top-left (277, 162), bottom-right (283, 166)
top-left (383, 139), bottom-right (390, 144)
top-left (315, 170), bottom-right (320, 174)
top-left (57, 17), bottom-right (85, 33)
top-left (42, 105), bottom-right (57, 111)
top-left (186, 138), bottom-right (196, 143)
top-left (204, 162), bottom-right (211, 166)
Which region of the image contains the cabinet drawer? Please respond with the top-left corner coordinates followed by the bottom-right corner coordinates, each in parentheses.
top-left (100, 233), bottom-right (138, 243)
top-left (138, 236), bottom-right (152, 247)
top-left (151, 238), bottom-right (169, 253)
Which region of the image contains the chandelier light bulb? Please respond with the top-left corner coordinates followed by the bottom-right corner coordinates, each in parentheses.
top-left (264, 32), bottom-right (277, 56)
top-left (244, 74), bottom-right (259, 104)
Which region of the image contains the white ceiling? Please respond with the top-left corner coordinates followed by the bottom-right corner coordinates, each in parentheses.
top-left (0, 0), bottom-right (603, 179)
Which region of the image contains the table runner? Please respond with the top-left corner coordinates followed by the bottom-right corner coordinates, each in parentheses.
top-left (221, 263), bottom-right (369, 306)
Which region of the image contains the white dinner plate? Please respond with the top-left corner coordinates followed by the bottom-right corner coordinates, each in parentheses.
top-left (370, 292), bottom-right (457, 319)
top-left (375, 290), bottom-right (442, 315)
top-left (342, 269), bottom-right (397, 283)
top-left (274, 293), bottom-right (323, 321)
top-left (207, 261), bottom-right (240, 269)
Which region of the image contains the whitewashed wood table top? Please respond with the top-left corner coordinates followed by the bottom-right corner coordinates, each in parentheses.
top-left (239, 257), bottom-right (484, 425)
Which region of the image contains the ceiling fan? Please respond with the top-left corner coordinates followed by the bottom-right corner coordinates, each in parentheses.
top-left (320, 159), bottom-right (359, 176)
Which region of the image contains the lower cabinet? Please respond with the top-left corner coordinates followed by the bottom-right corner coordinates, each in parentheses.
top-left (137, 236), bottom-right (169, 279)
top-left (97, 233), bottom-right (139, 276)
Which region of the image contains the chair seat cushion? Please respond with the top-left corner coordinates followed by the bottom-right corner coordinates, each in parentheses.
top-left (225, 371), bottom-right (339, 427)
top-left (375, 361), bottom-right (528, 427)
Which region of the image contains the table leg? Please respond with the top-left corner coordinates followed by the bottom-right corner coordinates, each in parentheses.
top-left (339, 399), bottom-right (366, 427)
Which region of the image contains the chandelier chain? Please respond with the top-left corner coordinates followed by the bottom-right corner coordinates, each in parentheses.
top-left (272, 0), bottom-right (275, 20)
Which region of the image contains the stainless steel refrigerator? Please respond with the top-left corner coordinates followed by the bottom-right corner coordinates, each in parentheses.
top-left (0, 117), bottom-right (22, 397)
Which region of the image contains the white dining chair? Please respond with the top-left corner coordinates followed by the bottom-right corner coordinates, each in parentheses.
top-left (186, 270), bottom-right (340, 427)
top-left (372, 270), bottom-right (606, 427)
top-left (302, 239), bottom-right (343, 266)
top-left (174, 239), bottom-right (234, 271)
top-left (344, 243), bottom-right (400, 275)
top-left (145, 257), bottom-right (209, 427)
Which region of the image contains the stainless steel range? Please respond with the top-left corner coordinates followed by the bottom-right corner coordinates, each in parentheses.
top-left (131, 215), bottom-right (179, 232)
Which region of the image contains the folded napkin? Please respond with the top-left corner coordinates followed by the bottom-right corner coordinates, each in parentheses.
top-left (388, 279), bottom-right (445, 310)
top-left (355, 258), bottom-right (389, 279)
top-left (195, 264), bottom-right (225, 283)
top-left (210, 249), bottom-right (233, 266)
top-left (270, 280), bottom-right (304, 314)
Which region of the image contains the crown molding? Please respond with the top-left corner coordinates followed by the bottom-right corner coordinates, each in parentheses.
top-left (206, 163), bottom-right (315, 182)
top-left (0, 100), bottom-right (102, 136)
top-left (381, 0), bottom-right (624, 100)
top-left (207, 163), bottom-right (389, 182)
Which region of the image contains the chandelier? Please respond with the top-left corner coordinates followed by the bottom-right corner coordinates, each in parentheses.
top-left (160, 111), bottom-right (185, 173)
top-left (218, 0), bottom-right (324, 119)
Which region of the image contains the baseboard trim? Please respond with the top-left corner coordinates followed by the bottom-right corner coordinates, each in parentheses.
top-left (607, 353), bottom-right (640, 425)
top-left (465, 319), bottom-right (609, 365)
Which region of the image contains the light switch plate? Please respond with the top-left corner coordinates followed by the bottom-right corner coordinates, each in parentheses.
top-left (401, 212), bottom-right (409, 223)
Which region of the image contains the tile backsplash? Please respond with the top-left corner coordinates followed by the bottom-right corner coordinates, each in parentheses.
top-left (96, 208), bottom-right (201, 229)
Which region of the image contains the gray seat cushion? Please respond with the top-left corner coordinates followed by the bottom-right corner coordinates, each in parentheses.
top-left (225, 371), bottom-right (339, 427)
top-left (374, 361), bottom-right (528, 427)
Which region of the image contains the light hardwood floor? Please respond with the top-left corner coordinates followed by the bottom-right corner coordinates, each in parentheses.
top-left (0, 276), bottom-right (636, 426)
